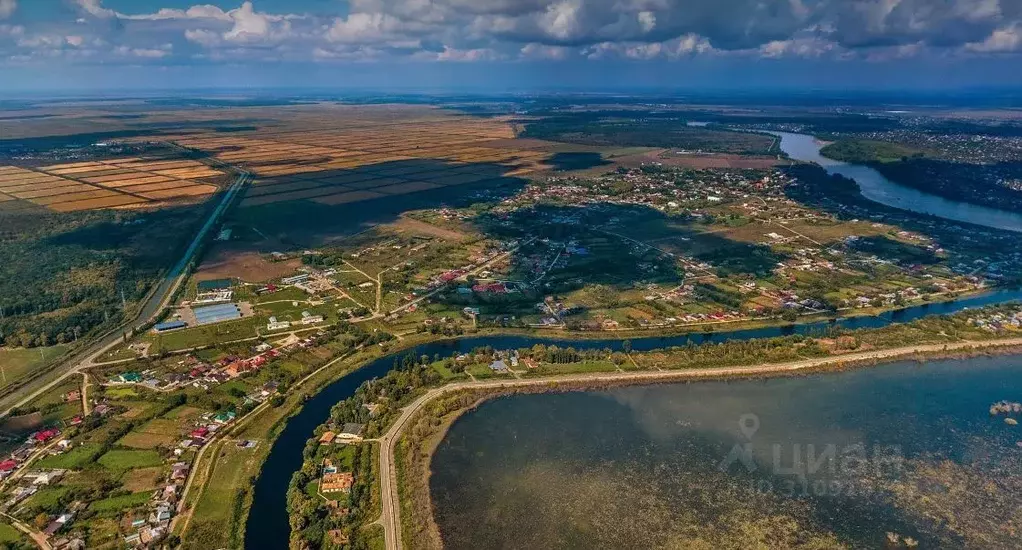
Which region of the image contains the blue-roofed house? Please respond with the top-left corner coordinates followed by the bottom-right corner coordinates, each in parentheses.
top-left (489, 360), bottom-right (508, 373)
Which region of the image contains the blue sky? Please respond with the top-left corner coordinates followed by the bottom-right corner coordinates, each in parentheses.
top-left (0, 1), bottom-right (1020, 92)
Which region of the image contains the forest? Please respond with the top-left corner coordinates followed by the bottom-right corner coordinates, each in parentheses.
top-left (0, 203), bottom-right (206, 348)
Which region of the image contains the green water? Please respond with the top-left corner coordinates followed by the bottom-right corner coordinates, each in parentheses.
top-left (430, 356), bottom-right (1022, 549)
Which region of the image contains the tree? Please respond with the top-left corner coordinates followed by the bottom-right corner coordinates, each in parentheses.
top-left (622, 339), bottom-right (632, 354)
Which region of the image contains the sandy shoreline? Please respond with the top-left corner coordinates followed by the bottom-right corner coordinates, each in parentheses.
top-left (378, 336), bottom-right (1022, 550)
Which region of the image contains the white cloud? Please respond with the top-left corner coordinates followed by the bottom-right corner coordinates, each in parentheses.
top-left (74, 0), bottom-right (117, 18)
top-left (966, 23), bottom-right (1021, 52)
top-left (520, 42), bottom-right (571, 59)
top-left (114, 44), bottom-right (172, 58)
top-left (223, 2), bottom-right (290, 43)
top-left (637, 11), bottom-right (656, 33)
top-left (539, 0), bottom-right (583, 41)
top-left (185, 28), bottom-right (222, 47)
top-left (123, 5), bottom-right (232, 22)
top-left (435, 45), bottom-right (501, 61)
top-left (0, 0), bottom-right (15, 20)
top-left (3, 0), bottom-right (1022, 68)
top-left (327, 13), bottom-right (397, 43)
top-left (759, 37), bottom-right (836, 58)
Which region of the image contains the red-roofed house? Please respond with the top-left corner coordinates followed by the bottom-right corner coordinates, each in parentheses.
top-left (33, 429), bottom-right (60, 444)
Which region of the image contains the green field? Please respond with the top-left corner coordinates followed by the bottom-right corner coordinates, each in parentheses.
top-left (152, 316), bottom-right (264, 352)
top-left (35, 444), bottom-right (103, 470)
top-left (0, 345), bottom-right (68, 391)
top-left (0, 522), bottom-right (24, 544)
top-left (98, 449), bottom-right (165, 472)
top-left (183, 443), bottom-right (261, 550)
top-left (89, 490), bottom-right (155, 514)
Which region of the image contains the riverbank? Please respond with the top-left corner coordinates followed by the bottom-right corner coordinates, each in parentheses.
top-left (768, 130), bottom-right (1022, 233)
top-left (261, 300), bottom-right (1022, 550)
top-left (387, 336), bottom-right (1022, 550)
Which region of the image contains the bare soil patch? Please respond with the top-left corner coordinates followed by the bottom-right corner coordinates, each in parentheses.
top-left (390, 216), bottom-right (470, 242)
top-left (196, 248), bottom-right (302, 283)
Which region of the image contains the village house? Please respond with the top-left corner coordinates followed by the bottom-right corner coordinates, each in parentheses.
top-left (336, 423), bottom-right (364, 444)
top-left (321, 472), bottom-right (354, 494)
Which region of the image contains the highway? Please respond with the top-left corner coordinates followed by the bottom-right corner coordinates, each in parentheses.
top-left (374, 336), bottom-right (1022, 550)
top-left (0, 169), bottom-right (250, 417)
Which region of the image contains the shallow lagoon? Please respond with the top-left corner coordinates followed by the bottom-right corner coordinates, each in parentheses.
top-left (431, 355), bottom-right (1022, 549)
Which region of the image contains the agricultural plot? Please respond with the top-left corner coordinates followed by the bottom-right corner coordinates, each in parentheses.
top-left (161, 111), bottom-right (552, 208)
top-left (0, 156), bottom-right (226, 212)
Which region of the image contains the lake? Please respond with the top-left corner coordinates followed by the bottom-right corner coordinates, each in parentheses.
top-left (244, 288), bottom-right (1022, 548)
top-left (770, 131), bottom-right (1022, 233)
top-left (431, 355), bottom-right (1022, 549)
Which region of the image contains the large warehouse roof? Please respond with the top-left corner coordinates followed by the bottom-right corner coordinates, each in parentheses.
top-left (193, 303), bottom-right (241, 325)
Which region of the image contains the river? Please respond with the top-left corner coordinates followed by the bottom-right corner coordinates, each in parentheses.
top-left (431, 355), bottom-right (1022, 548)
top-left (244, 288), bottom-right (1022, 548)
top-left (246, 127), bottom-right (1022, 547)
top-left (768, 131), bottom-right (1022, 233)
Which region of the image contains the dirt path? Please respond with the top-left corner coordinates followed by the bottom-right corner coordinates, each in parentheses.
top-left (376, 336), bottom-right (1022, 550)
top-left (80, 372), bottom-right (91, 416)
top-left (2, 512), bottom-right (50, 550)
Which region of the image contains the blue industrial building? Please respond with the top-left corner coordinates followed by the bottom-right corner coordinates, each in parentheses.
top-left (193, 303), bottom-right (242, 325)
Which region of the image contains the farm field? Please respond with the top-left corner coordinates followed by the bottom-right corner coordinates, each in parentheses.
top-left (0, 345), bottom-right (68, 391)
top-left (0, 157), bottom-right (227, 212)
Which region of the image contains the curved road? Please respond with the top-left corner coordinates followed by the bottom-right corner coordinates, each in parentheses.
top-left (376, 336), bottom-right (1022, 550)
top-left (0, 169), bottom-right (250, 417)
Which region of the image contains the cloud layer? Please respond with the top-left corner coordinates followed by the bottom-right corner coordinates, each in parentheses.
top-left (0, 0), bottom-right (1020, 68)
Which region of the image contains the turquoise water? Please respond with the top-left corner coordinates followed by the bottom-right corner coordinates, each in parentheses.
top-left (431, 355), bottom-right (1022, 549)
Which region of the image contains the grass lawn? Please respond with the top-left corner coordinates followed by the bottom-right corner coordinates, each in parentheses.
top-left (164, 405), bottom-right (204, 420)
top-left (153, 316), bottom-right (264, 352)
top-left (430, 362), bottom-right (465, 381)
top-left (0, 345), bottom-right (68, 391)
top-left (23, 486), bottom-right (70, 511)
top-left (304, 479), bottom-right (319, 499)
top-left (98, 449), bottom-right (165, 472)
top-left (118, 418), bottom-right (185, 449)
top-left (254, 286), bottom-right (307, 304)
top-left (0, 522), bottom-right (24, 544)
top-left (89, 491), bottom-right (155, 514)
top-left (35, 444), bottom-right (103, 470)
top-left (525, 360), bottom-right (618, 376)
top-left (104, 386), bottom-right (140, 399)
top-left (183, 443), bottom-right (262, 550)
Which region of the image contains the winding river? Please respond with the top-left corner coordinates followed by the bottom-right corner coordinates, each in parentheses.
top-left (769, 131), bottom-right (1022, 233)
top-left (245, 132), bottom-right (1022, 548)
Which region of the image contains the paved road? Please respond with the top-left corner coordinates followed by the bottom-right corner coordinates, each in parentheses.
top-left (375, 336), bottom-right (1022, 550)
top-left (0, 170), bottom-right (250, 417)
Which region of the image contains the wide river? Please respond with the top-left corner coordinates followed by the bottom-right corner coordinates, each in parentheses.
top-left (769, 131), bottom-right (1022, 233)
top-left (431, 355), bottom-right (1022, 548)
top-left (245, 132), bottom-right (1022, 548)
